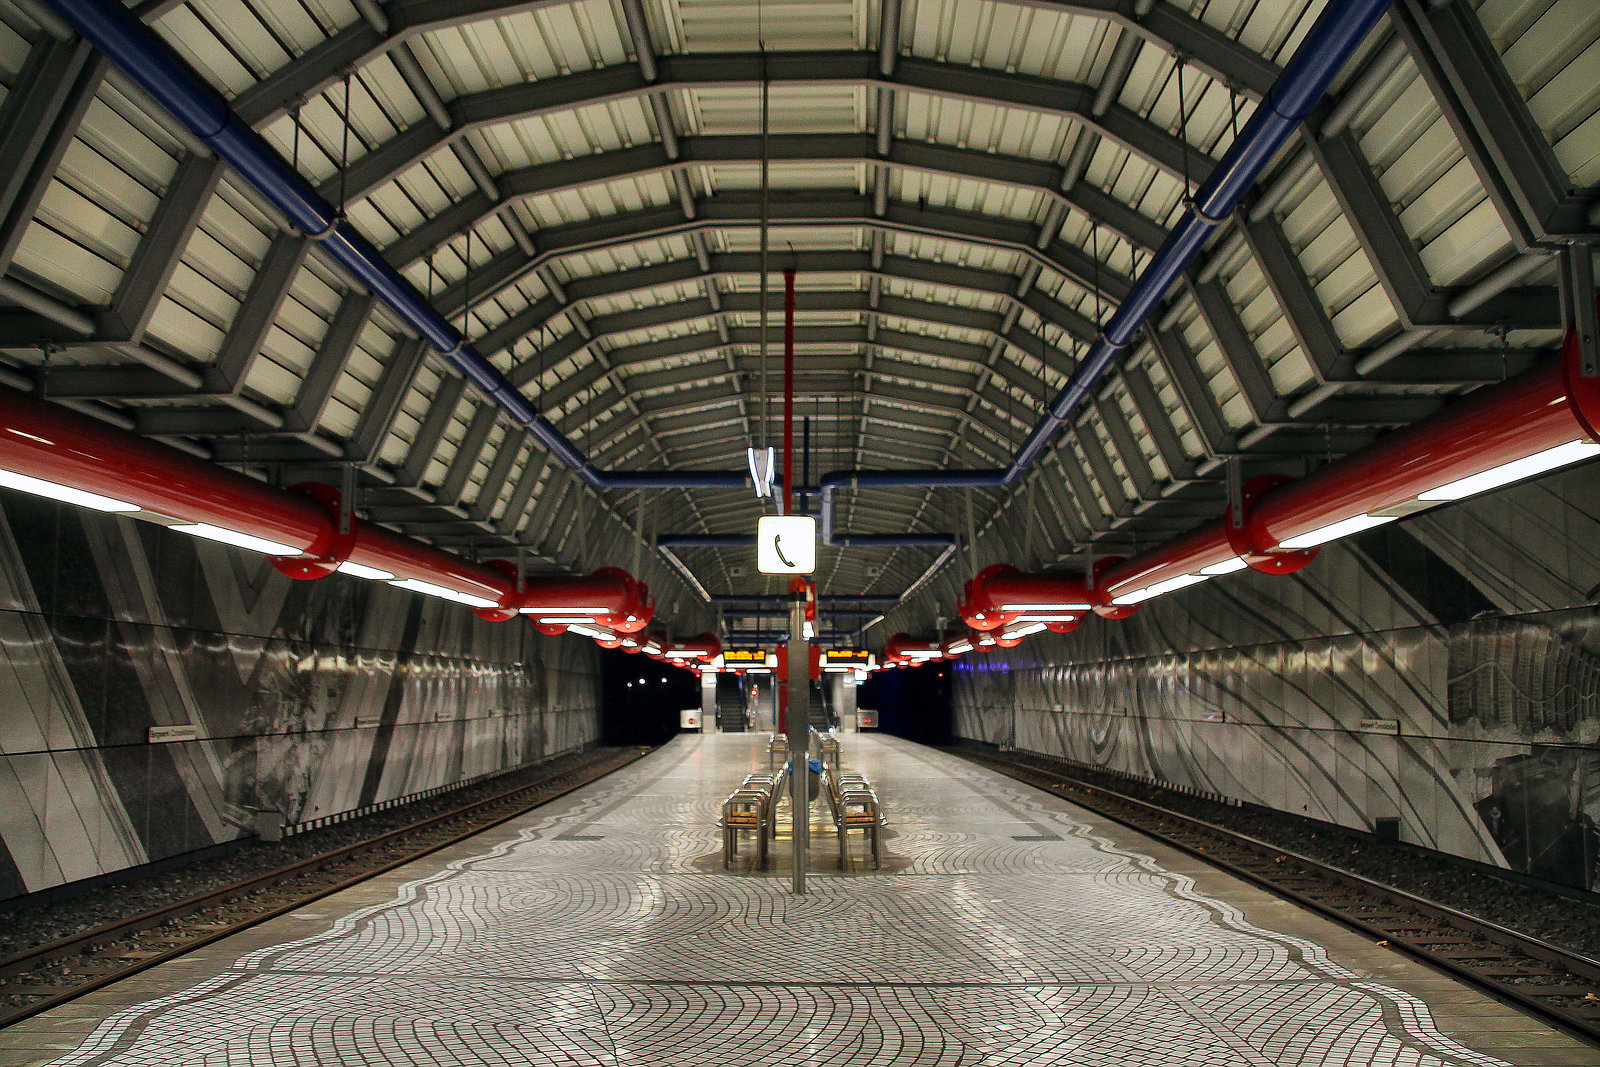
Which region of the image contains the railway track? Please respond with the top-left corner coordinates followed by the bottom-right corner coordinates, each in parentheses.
top-left (0, 745), bottom-right (649, 1029)
top-left (953, 746), bottom-right (1600, 1050)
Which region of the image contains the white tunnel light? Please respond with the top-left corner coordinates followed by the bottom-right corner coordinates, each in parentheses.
top-left (621, 639), bottom-right (640, 648)
top-left (1113, 572), bottom-right (1211, 606)
top-left (0, 470), bottom-right (140, 513)
top-left (665, 650), bottom-right (703, 659)
top-left (519, 606), bottom-right (609, 614)
top-left (1417, 440), bottom-right (1600, 502)
top-left (1278, 513), bottom-right (1396, 550)
top-left (1013, 613), bottom-right (1079, 622)
top-left (537, 616), bottom-right (595, 625)
top-left (567, 625), bottom-right (609, 639)
top-left (999, 601), bottom-right (1091, 611)
top-left (1000, 622), bottom-right (1049, 639)
top-left (1200, 556), bottom-right (1250, 576)
top-left (173, 523), bottom-right (304, 557)
top-left (389, 577), bottom-right (499, 609)
top-left (336, 560), bottom-right (396, 581)
top-left (946, 639), bottom-right (973, 655)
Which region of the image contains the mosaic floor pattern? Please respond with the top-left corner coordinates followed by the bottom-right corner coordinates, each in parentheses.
top-left (20, 735), bottom-right (1557, 1065)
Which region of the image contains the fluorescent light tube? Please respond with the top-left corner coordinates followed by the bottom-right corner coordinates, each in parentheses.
top-left (621, 639), bottom-right (639, 648)
top-left (1012, 613), bottom-right (1079, 622)
top-left (0, 470), bottom-right (139, 513)
top-left (537, 617), bottom-right (595, 624)
top-left (1200, 556), bottom-right (1250, 576)
top-left (1112, 572), bottom-right (1210, 606)
top-left (389, 577), bottom-right (499, 609)
top-left (998, 601), bottom-right (1090, 611)
top-left (567, 625), bottom-right (608, 639)
top-left (665, 650), bottom-right (702, 659)
top-left (336, 561), bottom-right (395, 581)
top-left (1278, 513), bottom-right (1396, 550)
top-left (1001, 622), bottom-right (1049, 639)
top-left (946, 640), bottom-right (973, 655)
top-left (1418, 440), bottom-right (1600, 501)
top-left (173, 523), bottom-right (303, 557)
top-left (519, 606), bottom-right (609, 614)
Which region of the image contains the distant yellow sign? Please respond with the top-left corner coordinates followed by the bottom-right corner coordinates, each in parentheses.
top-left (722, 649), bottom-right (768, 664)
top-left (825, 649), bottom-right (870, 665)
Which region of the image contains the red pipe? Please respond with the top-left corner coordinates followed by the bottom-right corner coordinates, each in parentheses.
top-left (0, 387), bottom-right (656, 627)
top-left (521, 568), bottom-right (653, 634)
top-left (962, 314), bottom-right (1600, 617)
top-left (665, 632), bottom-right (723, 662)
top-left (1099, 353), bottom-right (1594, 602)
top-left (782, 268), bottom-right (796, 516)
top-left (961, 563), bottom-right (1094, 631)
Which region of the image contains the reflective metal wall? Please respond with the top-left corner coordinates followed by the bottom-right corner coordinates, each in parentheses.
top-left (0, 495), bottom-right (601, 901)
top-left (953, 465), bottom-right (1600, 895)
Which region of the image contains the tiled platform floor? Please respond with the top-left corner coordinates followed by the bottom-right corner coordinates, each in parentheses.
top-left (3, 733), bottom-right (1595, 1066)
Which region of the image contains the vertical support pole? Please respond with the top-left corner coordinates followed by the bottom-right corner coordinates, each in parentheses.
top-left (782, 268), bottom-right (797, 515)
top-left (787, 591), bottom-right (809, 893)
top-left (1560, 246), bottom-right (1598, 377)
top-left (801, 415), bottom-right (811, 517)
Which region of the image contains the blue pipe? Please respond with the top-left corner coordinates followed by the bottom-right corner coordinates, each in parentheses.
top-left (1004, 0), bottom-right (1392, 484)
top-left (658, 535), bottom-right (757, 548)
top-left (817, 470), bottom-right (1005, 546)
top-left (51, 0), bottom-right (1389, 548)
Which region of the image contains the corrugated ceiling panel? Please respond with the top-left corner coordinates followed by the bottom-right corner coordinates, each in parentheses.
top-left (699, 161), bottom-right (864, 193)
top-left (0, 12), bottom-right (28, 90)
top-left (1484, 0), bottom-right (1600, 185)
top-left (523, 173), bottom-right (674, 228)
top-left (1224, 255), bottom-right (1312, 397)
top-left (667, 0), bottom-right (865, 52)
top-left (1176, 310), bottom-right (1249, 431)
top-left (1277, 168), bottom-right (1393, 346)
top-left (469, 98), bottom-right (656, 171)
top-left (412, 1), bottom-right (628, 98)
top-left (1213, 0), bottom-right (1319, 67)
top-left (909, 0), bottom-right (1109, 84)
top-left (680, 85), bottom-right (865, 137)
top-left (891, 170), bottom-right (1044, 223)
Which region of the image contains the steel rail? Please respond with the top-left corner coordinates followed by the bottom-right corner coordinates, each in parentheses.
top-left (0, 746), bottom-right (648, 1029)
top-left (953, 747), bottom-right (1600, 1050)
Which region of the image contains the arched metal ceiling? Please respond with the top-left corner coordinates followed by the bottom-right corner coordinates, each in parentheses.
top-left (0, 0), bottom-right (1593, 642)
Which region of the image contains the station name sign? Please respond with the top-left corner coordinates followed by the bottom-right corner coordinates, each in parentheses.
top-left (825, 649), bottom-right (871, 665)
top-left (722, 649), bottom-right (768, 664)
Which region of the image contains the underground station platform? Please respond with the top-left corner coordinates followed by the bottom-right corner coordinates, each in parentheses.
top-left (1, 733), bottom-right (1591, 1067)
